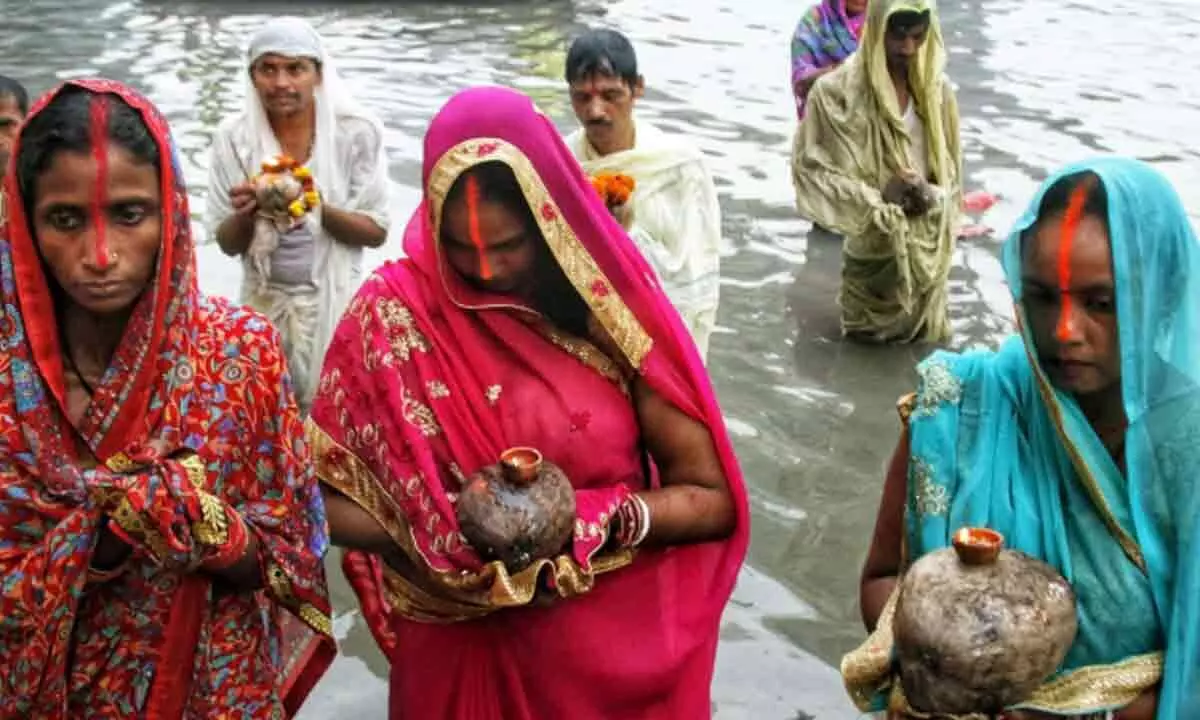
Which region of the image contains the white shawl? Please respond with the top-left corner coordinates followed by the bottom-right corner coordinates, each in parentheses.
top-left (566, 120), bottom-right (722, 360)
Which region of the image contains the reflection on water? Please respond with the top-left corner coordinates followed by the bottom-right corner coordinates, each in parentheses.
top-left (4, 0), bottom-right (1197, 715)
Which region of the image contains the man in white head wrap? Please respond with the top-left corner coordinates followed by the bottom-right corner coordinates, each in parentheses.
top-left (207, 17), bottom-right (391, 411)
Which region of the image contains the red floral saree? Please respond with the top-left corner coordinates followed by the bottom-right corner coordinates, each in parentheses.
top-left (0, 79), bottom-right (333, 718)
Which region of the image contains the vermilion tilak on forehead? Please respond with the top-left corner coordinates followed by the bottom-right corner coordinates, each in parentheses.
top-left (465, 175), bottom-right (493, 280)
top-left (1055, 183), bottom-right (1091, 342)
top-left (88, 95), bottom-right (112, 270)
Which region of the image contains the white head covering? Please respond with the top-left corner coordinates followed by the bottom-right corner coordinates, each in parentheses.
top-left (243, 17), bottom-right (383, 206)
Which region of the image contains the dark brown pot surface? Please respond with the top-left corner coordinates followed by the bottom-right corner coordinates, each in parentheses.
top-left (455, 448), bottom-right (576, 573)
top-left (894, 529), bottom-right (1078, 714)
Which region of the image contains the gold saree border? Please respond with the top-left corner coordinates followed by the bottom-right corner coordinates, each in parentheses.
top-left (1016, 309), bottom-right (1147, 573)
top-left (841, 587), bottom-right (1162, 715)
top-left (307, 419), bottom-right (636, 623)
top-left (426, 137), bottom-right (653, 372)
top-left (525, 315), bottom-right (631, 393)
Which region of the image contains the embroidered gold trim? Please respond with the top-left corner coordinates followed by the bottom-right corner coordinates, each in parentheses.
top-left (426, 138), bottom-right (653, 370)
top-left (177, 454), bottom-right (230, 547)
top-left (267, 561), bottom-right (333, 637)
top-left (841, 588), bottom-right (898, 711)
top-left (1019, 652), bottom-right (1162, 712)
top-left (897, 392), bottom-right (917, 424)
top-left (401, 389), bottom-right (442, 437)
top-left (527, 317), bottom-right (629, 392)
top-left (105, 452), bottom-right (142, 473)
top-left (109, 495), bottom-right (173, 562)
top-left (842, 586), bottom-right (1162, 714)
top-left (308, 419), bottom-right (636, 622)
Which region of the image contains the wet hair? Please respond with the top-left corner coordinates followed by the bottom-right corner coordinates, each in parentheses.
top-left (565, 29), bottom-right (639, 88)
top-left (0, 75), bottom-right (29, 115)
top-left (16, 86), bottom-right (160, 213)
top-left (443, 161), bottom-right (591, 336)
top-left (887, 10), bottom-right (932, 35)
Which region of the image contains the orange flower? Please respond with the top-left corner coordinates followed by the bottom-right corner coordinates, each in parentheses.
top-left (590, 172), bottom-right (636, 207)
top-left (261, 154), bottom-right (299, 174)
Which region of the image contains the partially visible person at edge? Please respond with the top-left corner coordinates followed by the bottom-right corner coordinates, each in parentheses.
top-left (791, 0), bottom-right (867, 119)
top-left (0, 78), bottom-right (333, 717)
top-left (564, 29), bottom-right (722, 362)
top-left (792, 0), bottom-right (962, 343)
top-left (0, 74), bottom-right (29, 221)
top-left (845, 158), bottom-right (1200, 719)
top-left (208, 16), bottom-right (391, 412)
top-left (302, 86), bottom-right (748, 718)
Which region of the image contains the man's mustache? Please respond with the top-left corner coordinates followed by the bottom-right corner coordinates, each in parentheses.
top-left (586, 119), bottom-right (611, 128)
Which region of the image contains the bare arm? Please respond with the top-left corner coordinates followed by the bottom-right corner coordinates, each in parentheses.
top-left (320, 205), bottom-right (387, 248)
top-left (322, 485), bottom-right (394, 556)
top-left (631, 378), bottom-right (737, 547)
top-left (207, 126), bottom-right (257, 257)
top-left (861, 427), bottom-right (909, 631)
top-left (215, 208), bottom-right (256, 257)
top-left (321, 485), bottom-right (432, 588)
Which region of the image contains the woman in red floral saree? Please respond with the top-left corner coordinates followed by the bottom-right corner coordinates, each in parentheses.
top-left (308, 86), bottom-right (750, 719)
top-left (0, 79), bottom-right (333, 717)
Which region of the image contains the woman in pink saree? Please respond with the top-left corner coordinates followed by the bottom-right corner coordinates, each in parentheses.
top-left (306, 86), bottom-right (749, 718)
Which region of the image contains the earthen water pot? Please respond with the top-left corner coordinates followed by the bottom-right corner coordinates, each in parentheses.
top-left (455, 447), bottom-right (576, 573)
top-left (894, 527), bottom-right (1078, 714)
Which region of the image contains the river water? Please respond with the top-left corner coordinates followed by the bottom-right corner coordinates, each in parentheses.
top-left (4, 0), bottom-right (1198, 717)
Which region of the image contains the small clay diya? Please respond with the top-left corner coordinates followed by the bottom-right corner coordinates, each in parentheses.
top-left (952, 526), bottom-right (1004, 565)
top-left (500, 447), bottom-right (542, 485)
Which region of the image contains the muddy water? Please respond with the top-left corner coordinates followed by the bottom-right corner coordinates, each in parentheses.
top-left (3, 0), bottom-right (1197, 716)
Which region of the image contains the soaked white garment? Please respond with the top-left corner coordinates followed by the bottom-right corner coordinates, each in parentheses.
top-left (566, 120), bottom-right (722, 361)
top-left (206, 17), bottom-right (391, 408)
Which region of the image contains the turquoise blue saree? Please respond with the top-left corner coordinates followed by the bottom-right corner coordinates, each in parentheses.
top-left (843, 157), bottom-right (1200, 717)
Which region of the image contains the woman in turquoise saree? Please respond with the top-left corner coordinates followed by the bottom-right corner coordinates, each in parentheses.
top-left (844, 157), bottom-right (1200, 718)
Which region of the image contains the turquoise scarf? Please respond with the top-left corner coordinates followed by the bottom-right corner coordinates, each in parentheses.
top-left (908, 157), bottom-right (1199, 716)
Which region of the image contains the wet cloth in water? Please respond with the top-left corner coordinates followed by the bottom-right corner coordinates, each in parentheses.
top-left (841, 158), bottom-right (1200, 718)
top-left (791, 0), bottom-right (962, 343)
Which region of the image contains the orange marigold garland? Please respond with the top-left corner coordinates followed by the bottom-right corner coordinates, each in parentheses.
top-left (590, 172), bottom-right (636, 208)
top-left (260, 154), bottom-right (320, 219)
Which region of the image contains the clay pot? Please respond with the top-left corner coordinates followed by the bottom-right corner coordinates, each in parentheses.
top-left (455, 447), bottom-right (576, 573)
top-left (894, 527), bottom-right (1078, 715)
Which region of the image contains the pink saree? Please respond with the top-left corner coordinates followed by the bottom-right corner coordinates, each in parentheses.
top-left (308, 86), bottom-right (749, 718)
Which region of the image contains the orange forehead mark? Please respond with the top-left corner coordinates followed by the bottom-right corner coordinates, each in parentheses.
top-left (465, 175), bottom-right (492, 280)
top-left (88, 96), bottom-right (111, 270)
top-left (1054, 183), bottom-right (1091, 342)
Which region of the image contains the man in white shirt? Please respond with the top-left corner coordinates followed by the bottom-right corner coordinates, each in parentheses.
top-left (208, 17), bottom-right (391, 410)
top-left (564, 29), bottom-right (722, 361)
